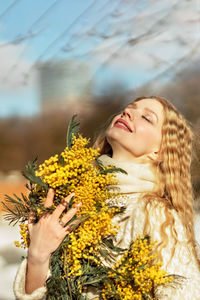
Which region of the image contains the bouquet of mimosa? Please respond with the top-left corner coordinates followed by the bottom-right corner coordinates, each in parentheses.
top-left (3, 115), bottom-right (173, 300)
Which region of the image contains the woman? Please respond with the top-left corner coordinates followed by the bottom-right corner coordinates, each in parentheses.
top-left (14, 96), bottom-right (200, 299)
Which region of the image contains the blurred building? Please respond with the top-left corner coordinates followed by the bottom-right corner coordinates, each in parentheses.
top-left (38, 60), bottom-right (93, 113)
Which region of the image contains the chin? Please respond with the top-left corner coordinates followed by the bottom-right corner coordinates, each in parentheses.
top-left (106, 127), bottom-right (121, 143)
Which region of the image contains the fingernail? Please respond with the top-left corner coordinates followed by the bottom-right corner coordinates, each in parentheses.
top-left (62, 200), bottom-right (68, 205)
top-left (71, 193), bottom-right (75, 197)
top-left (76, 202), bottom-right (82, 208)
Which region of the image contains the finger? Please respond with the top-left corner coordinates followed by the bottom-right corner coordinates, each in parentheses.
top-left (65, 218), bottom-right (81, 234)
top-left (67, 217), bottom-right (82, 230)
top-left (53, 193), bottom-right (75, 219)
top-left (60, 202), bottom-right (82, 225)
top-left (27, 210), bottom-right (36, 233)
top-left (28, 222), bottom-right (33, 233)
top-left (28, 211), bottom-right (35, 224)
top-left (44, 189), bottom-right (54, 208)
top-left (61, 212), bottom-right (82, 228)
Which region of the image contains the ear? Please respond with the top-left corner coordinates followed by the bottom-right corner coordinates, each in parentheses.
top-left (147, 150), bottom-right (159, 161)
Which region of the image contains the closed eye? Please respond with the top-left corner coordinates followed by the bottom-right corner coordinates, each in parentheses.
top-left (142, 115), bottom-right (152, 123)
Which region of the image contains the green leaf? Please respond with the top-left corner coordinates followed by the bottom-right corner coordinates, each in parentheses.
top-left (95, 158), bottom-right (105, 172)
top-left (99, 248), bottom-right (115, 263)
top-left (2, 193), bottom-right (31, 225)
top-left (21, 158), bottom-right (48, 191)
top-left (102, 238), bottom-right (126, 253)
top-left (22, 170), bottom-right (48, 190)
top-left (66, 114), bottom-right (80, 149)
top-left (58, 154), bottom-right (66, 167)
top-left (95, 158), bottom-right (128, 175)
top-left (4, 194), bottom-right (23, 206)
top-left (79, 295), bottom-right (87, 300)
top-left (85, 274), bottom-right (107, 286)
top-left (101, 167), bottom-right (128, 175)
top-left (67, 195), bottom-right (74, 210)
top-left (137, 263), bottom-right (146, 271)
top-left (109, 205), bottom-right (126, 216)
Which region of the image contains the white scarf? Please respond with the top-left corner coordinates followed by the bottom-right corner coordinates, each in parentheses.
top-left (98, 154), bottom-right (157, 194)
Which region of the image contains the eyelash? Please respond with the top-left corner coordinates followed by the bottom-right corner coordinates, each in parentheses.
top-left (142, 115), bottom-right (152, 123)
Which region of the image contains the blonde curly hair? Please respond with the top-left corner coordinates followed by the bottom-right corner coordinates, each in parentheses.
top-left (93, 96), bottom-right (199, 266)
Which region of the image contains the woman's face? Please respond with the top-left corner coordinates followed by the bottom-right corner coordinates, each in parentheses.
top-left (105, 98), bottom-right (164, 162)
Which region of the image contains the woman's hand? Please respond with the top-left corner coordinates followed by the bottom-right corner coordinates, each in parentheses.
top-left (27, 189), bottom-right (81, 265)
top-left (25, 189), bottom-right (81, 294)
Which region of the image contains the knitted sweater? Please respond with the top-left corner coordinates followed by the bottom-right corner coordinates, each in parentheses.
top-left (13, 154), bottom-right (200, 299)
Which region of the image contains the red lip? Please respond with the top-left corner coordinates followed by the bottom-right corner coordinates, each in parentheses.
top-left (114, 118), bottom-right (132, 132)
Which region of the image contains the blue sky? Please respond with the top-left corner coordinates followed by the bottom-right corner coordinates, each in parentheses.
top-left (0, 0), bottom-right (199, 117)
top-left (0, 0), bottom-right (95, 117)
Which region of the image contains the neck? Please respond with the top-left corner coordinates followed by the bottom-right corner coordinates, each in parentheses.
top-left (111, 150), bottom-right (151, 164)
top-left (98, 154), bottom-right (157, 194)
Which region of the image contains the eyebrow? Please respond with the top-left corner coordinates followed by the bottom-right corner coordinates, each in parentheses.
top-left (129, 102), bottom-right (158, 122)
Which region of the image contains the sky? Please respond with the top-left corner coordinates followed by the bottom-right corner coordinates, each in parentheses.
top-left (0, 0), bottom-right (199, 117)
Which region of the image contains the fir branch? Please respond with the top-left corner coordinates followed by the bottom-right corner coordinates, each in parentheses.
top-left (66, 114), bottom-right (80, 149)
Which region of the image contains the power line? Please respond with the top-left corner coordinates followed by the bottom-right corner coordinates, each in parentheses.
top-left (27, 0), bottom-right (64, 34)
top-left (32, 0), bottom-right (100, 65)
top-left (64, 0), bottom-right (145, 60)
top-left (0, 31), bottom-right (40, 48)
top-left (2, 0), bottom-right (101, 84)
top-left (50, 0), bottom-right (121, 59)
top-left (1, 0), bottom-right (64, 83)
top-left (2, 0), bottom-right (198, 89)
top-left (89, 1), bottom-right (181, 79)
top-left (0, 0), bottom-right (21, 21)
top-left (139, 41), bottom-right (200, 88)
top-left (55, 0), bottom-right (134, 58)
top-left (0, 0), bottom-right (63, 47)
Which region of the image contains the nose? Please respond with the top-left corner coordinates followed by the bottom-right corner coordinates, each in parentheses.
top-left (121, 107), bottom-right (133, 120)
